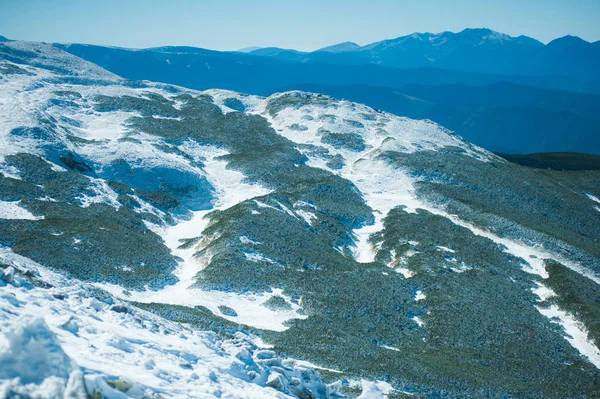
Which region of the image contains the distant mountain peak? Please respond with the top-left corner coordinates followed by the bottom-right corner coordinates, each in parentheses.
top-left (236, 46), bottom-right (262, 53)
top-left (317, 41), bottom-right (361, 53)
top-left (0, 35), bottom-right (10, 42)
top-left (548, 35), bottom-right (591, 47)
top-left (365, 28), bottom-right (542, 50)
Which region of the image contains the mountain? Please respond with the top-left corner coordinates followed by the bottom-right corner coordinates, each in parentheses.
top-left (2, 40), bottom-right (600, 398)
top-left (275, 82), bottom-right (600, 154)
top-left (0, 35), bottom-right (9, 42)
top-left (529, 35), bottom-right (600, 80)
top-left (237, 46), bottom-right (263, 53)
top-left (248, 46), bottom-right (305, 58)
top-left (56, 42), bottom-right (600, 96)
top-left (317, 41), bottom-right (361, 53)
top-left (250, 28), bottom-right (600, 81)
top-left (360, 28), bottom-right (545, 74)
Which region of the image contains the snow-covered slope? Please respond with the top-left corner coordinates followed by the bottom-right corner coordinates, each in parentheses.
top-left (0, 247), bottom-right (340, 399)
top-left (1, 41), bottom-right (600, 399)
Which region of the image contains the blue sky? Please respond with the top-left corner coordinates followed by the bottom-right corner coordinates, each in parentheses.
top-left (1, 0), bottom-right (598, 51)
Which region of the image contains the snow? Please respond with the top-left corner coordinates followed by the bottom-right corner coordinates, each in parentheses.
top-left (530, 282), bottom-right (600, 369)
top-left (274, 200), bottom-right (299, 220)
top-left (351, 222), bottom-right (383, 263)
top-left (531, 282), bottom-right (556, 302)
top-left (2, 45), bottom-right (600, 394)
top-left (387, 248), bottom-right (419, 278)
top-left (428, 207), bottom-right (600, 285)
top-left (205, 89), bottom-right (264, 116)
top-left (71, 110), bottom-right (134, 141)
top-left (3, 41), bottom-right (119, 80)
top-left (291, 360), bottom-right (343, 374)
top-left (356, 380), bottom-right (395, 399)
top-left (585, 194), bottom-right (600, 213)
top-left (536, 305), bottom-right (600, 368)
top-left (95, 147), bottom-right (307, 332)
top-left (585, 193), bottom-right (600, 204)
top-left (0, 200), bottom-right (43, 220)
top-left (0, 247), bottom-right (335, 399)
top-left (77, 178), bottom-right (121, 210)
top-left (241, 89), bottom-right (600, 301)
top-left (295, 209), bottom-right (316, 226)
top-left (414, 290), bottom-right (426, 301)
top-left (0, 317), bottom-right (80, 389)
top-left (240, 236), bottom-right (261, 245)
top-left (412, 316), bottom-right (424, 328)
top-left (396, 268), bottom-right (415, 278)
top-left (0, 163), bottom-right (20, 180)
top-left (0, 62), bottom-right (305, 335)
top-left (249, 93), bottom-right (492, 264)
top-left (245, 251), bottom-right (279, 265)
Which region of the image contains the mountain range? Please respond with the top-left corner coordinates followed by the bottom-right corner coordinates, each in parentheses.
top-left (1, 34), bottom-right (600, 399)
top-left (250, 28), bottom-right (600, 81)
top-left (45, 28), bottom-right (600, 155)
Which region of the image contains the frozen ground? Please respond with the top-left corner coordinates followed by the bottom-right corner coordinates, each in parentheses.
top-left (0, 247), bottom-right (341, 399)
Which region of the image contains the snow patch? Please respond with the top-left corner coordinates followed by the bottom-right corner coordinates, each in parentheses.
top-left (357, 380), bottom-right (395, 399)
top-left (585, 193), bottom-right (600, 204)
top-left (531, 282), bottom-right (600, 369)
top-left (414, 290), bottom-right (426, 302)
top-left (94, 147), bottom-right (305, 332)
top-left (240, 235), bottom-right (261, 245)
top-left (244, 251), bottom-right (279, 265)
top-left (0, 200), bottom-right (43, 220)
top-left (437, 246), bottom-right (455, 253)
top-left (536, 305), bottom-right (600, 368)
top-left (412, 316), bottom-right (424, 327)
top-left (76, 178), bottom-right (120, 210)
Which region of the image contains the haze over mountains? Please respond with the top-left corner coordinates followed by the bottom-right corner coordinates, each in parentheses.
top-left (46, 28), bottom-right (600, 155)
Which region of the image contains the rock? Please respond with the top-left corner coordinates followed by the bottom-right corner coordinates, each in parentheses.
top-left (266, 372), bottom-right (286, 391)
top-left (235, 348), bottom-right (253, 364)
top-left (85, 298), bottom-right (103, 311)
top-left (294, 386), bottom-right (317, 399)
top-left (110, 305), bottom-right (129, 314)
top-left (270, 366), bottom-right (289, 378)
top-left (2, 266), bottom-right (15, 283)
top-left (257, 357), bottom-right (283, 367)
top-left (59, 316), bottom-right (80, 335)
top-left (144, 359), bottom-right (156, 370)
top-left (53, 293), bottom-right (68, 300)
top-left (106, 378), bottom-right (133, 393)
top-left (60, 152), bottom-right (92, 172)
top-left (218, 305), bottom-right (237, 317)
top-left (179, 361), bottom-right (193, 370)
top-left (255, 350), bottom-right (276, 360)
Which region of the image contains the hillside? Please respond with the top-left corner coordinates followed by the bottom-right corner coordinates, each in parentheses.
top-left (1, 40), bottom-right (600, 398)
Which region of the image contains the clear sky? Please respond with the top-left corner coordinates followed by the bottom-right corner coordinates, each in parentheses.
top-left (1, 0), bottom-right (598, 51)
